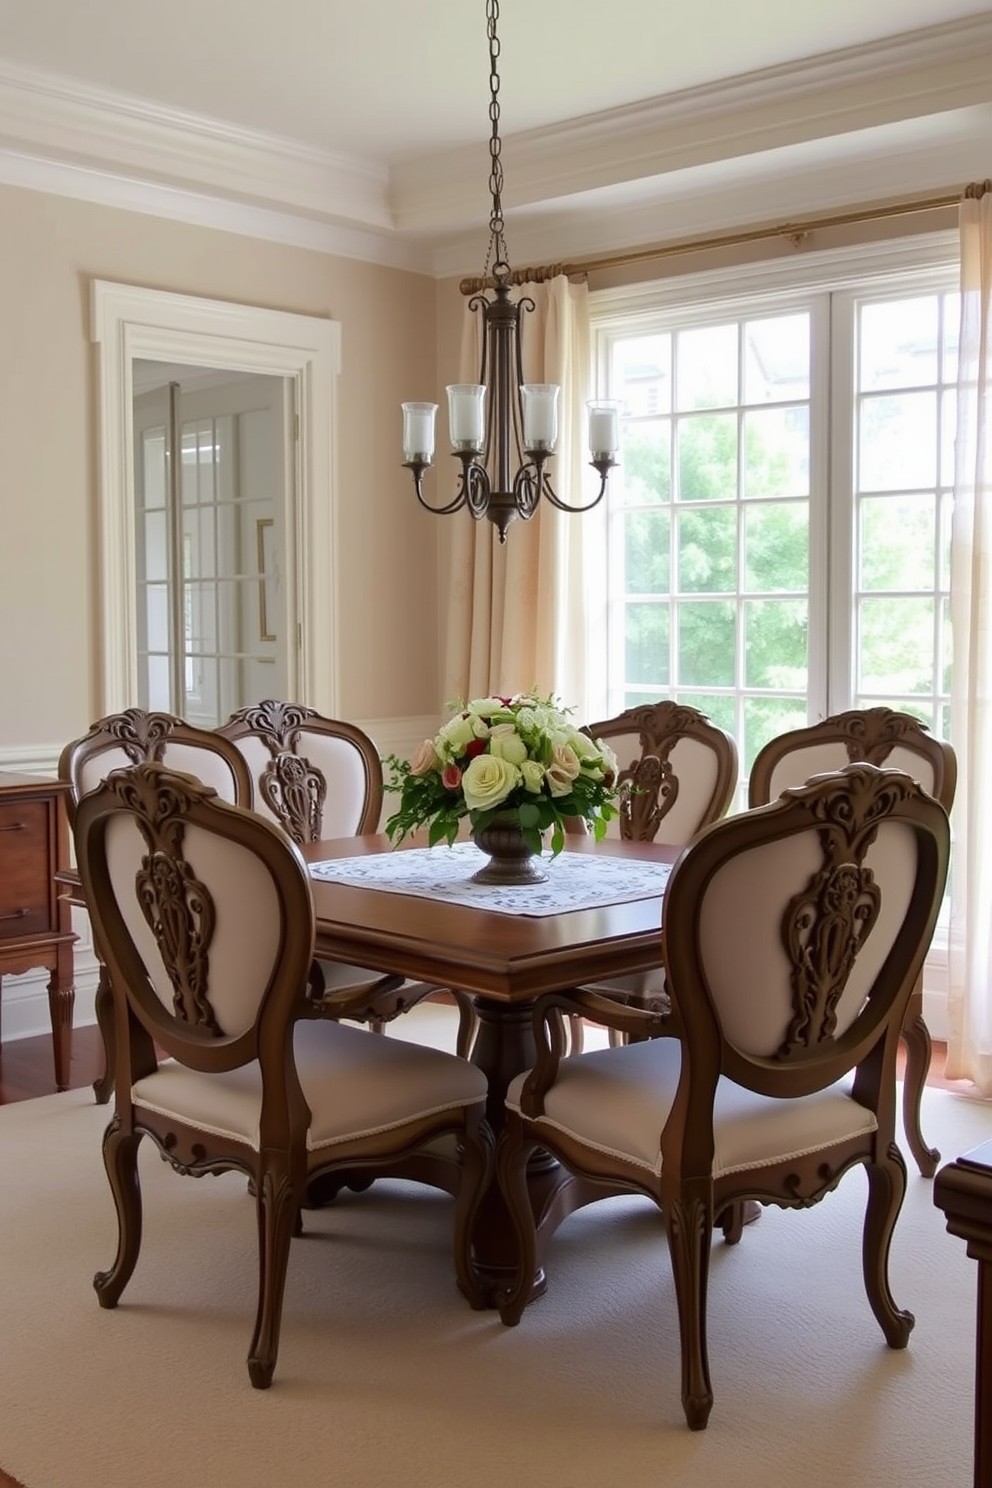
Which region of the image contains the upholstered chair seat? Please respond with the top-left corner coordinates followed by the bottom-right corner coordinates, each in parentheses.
top-left (135, 1019), bottom-right (487, 1153)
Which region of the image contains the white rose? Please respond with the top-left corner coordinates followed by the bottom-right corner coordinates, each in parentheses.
top-left (488, 722), bottom-right (529, 766)
top-left (462, 754), bottom-right (520, 811)
top-left (437, 712), bottom-right (480, 758)
top-left (520, 759), bottom-right (545, 793)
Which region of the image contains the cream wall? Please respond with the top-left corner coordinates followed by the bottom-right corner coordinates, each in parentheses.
top-left (0, 181), bottom-right (444, 754)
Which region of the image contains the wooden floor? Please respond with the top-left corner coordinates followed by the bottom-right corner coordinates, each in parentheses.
top-left (0, 1021), bottom-right (966, 1105)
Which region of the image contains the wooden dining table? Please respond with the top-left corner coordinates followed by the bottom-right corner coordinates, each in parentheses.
top-left (302, 832), bottom-right (677, 1296)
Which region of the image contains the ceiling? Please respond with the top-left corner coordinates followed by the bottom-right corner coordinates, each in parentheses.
top-left (0, 0), bottom-right (990, 275)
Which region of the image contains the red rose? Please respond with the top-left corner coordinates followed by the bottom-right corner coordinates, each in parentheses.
top-left (463, 738), bottom-right (487, 759)
top-left (441, 764), bottom-right (463, 791)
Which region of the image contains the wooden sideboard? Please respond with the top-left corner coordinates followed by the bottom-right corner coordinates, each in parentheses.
top-left (0, 772), bottom-right (76, 1090)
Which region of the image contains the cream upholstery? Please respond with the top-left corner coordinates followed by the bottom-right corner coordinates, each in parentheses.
top-left (74, 761), bottom-right (493, 1389)
top-left (747, 707), bottom-right (957, 1178)
top-left (218, 700), bottom-right (438, 1028)
top-left (575, 701), bottom-right (738, 1050)
top-left (495, 764), bottom-right (950, 1430)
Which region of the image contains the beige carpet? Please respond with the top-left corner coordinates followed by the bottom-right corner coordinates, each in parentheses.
top-left (1, 1042), bottom-right (990, 1488)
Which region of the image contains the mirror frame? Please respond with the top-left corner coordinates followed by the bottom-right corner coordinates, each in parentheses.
top-left (90, 280), bottom-right (341, 714)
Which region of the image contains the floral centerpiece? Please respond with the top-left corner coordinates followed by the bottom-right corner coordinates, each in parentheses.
top-left (384, 693), bottom-right (621, 859)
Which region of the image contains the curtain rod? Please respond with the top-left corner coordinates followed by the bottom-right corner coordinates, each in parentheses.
top-left (458, 189), bottom-right (966, 295)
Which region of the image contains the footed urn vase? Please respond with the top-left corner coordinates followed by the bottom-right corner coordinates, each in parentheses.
top-left (470, 812), bottom-right (548, 886)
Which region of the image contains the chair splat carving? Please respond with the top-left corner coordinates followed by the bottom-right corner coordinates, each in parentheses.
top-left (92, 707), bottom-right (191, 765)
top-left (781, 769), bottom-right (917, 1053)
top-left (827, 706), bottom-right (939, 765)
top-left (109, 768), bottom-right (219, 1031)
top-left (225, 700), bottom-right (326, 845)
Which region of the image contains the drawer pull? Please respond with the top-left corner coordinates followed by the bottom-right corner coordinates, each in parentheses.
top-left (0, 821), bottom-right (26, 832)
top-left (0, 908), bottom-right (29, 921)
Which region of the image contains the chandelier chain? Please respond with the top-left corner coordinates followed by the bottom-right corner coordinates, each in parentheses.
top-left (484, 0), bottom-right (509, 285)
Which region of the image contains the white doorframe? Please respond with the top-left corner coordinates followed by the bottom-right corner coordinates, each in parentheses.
top-left (90, 280), bottom-right (341, 714)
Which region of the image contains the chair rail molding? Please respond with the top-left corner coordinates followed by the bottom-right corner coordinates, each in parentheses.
top-left (90, 280), bottom-right (342, 717)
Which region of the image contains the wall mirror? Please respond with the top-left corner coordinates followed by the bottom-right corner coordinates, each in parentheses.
top-left (91, 281), bottom-right (341, 718)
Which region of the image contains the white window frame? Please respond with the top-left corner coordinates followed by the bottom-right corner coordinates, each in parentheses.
top-left (589, 232), bottom-right (960, 1038)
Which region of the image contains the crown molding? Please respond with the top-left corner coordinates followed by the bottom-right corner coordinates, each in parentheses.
top-left (0, 55), bottom-right (393, 231)
top-left (0, 147), bottom-right (433, 273)
top-left (0, 13), bottom-right (987, 277)
top-left (391, 12), bottom-right (992, 236)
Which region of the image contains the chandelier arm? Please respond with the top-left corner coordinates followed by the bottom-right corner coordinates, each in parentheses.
top-left (403, 462), bottom-right (469, 517)
top-left (540, 462), bottom-right (616, 514)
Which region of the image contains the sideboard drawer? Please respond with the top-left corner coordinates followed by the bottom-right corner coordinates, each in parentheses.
top-left (0, 799), bottom-right (53, 938)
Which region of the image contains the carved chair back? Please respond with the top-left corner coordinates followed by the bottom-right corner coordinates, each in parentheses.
top-left (585, 701), bottom-right (738, 846)
top-left (748, 707), bottom-right (956, 813)
top-left (218, 700), bottom-right (383, 845)
top-left (665, 763), bottom-right (949, 1113)
top-left (73, 761), bottom-right (315, 1085)
top-left (59, 708), bottom-right (253, 821)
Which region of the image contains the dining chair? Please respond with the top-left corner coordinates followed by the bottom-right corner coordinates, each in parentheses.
top-left (570, 700), bottom-right (738, 1052)
top-left (748, 706), bottom-right (957, 1177)
top-left (218, 699), bottom-right (448, 1037)
top-left (58, 707), bottom-right (254, 1103)
top-left (495, 763), bottom-right (950, 1429)
top-left (73, 760), bottom-right (493, 1388)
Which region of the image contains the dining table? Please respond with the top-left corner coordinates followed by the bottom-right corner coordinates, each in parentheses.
top-left (302, 831), bottom-right (677, 1298)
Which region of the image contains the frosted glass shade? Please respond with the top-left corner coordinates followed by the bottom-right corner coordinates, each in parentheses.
top-left (587, 401), bottom-right (620, 458)
top-left (402, 402), bottom-right (437, 463)
top-left (521, 384), bottom-right (559, 450)
top-left (447, 384), bottom-right (486, 451)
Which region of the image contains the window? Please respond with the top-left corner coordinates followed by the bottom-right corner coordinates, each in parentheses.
top-left (590, 243), bottom-right (958, 800)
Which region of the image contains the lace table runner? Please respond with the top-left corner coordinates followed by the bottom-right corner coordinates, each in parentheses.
top-left (309, 842), bottom-right (672, 917)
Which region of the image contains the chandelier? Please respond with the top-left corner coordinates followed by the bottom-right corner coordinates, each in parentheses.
top-left (400, 0), bottom-right (620, 543)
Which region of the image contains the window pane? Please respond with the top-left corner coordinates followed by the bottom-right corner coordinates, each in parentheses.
top-left (676, 506), bottom-right (736, 593)
top-left (744, 406), bottom-right (809, 498)
top-left (625, 510), bottom-right (670, 592)
top-left (744, 314), bottom-right (809, 402)
top-left (859, 597), bottom-right (935, 695)
top-left (676, 324), bottom-right (738, 410)
top-left (859, 392), bottom-right (937, 490)
top-left (143, 584), bottom-right (170, 652)
top-left (860, 297), bottom-right (938, 391)
top-left (141, 430), bottom-right (167, 509)
top-left (744, 501), bottom-right (808, 592)
top-left (860, 495), bottom-right (935, 591)
top-left (143, 511), bottom-right (168, 583)
top-left (676, 600), bottom-right (735, 687)
top-left (625, 603), bottom-right (669, 687)
top-left (619, 420), bottom-right (671, 505)
top-left (677, 692), bottom-right (735, 733)
top-left (744, 599), bottom-right (808, 689)
top-left (677, 413), bottom-right (738, 501)
top-left (743, 695), bottom-right (809, 778)
top-left (614, 333), bottom-right (672, 416)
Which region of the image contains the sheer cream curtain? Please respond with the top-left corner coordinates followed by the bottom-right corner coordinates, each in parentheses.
top-left (947, 180), bottom-right (992, 1091)
top-left (441, 275), bottom-right (595, 718)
